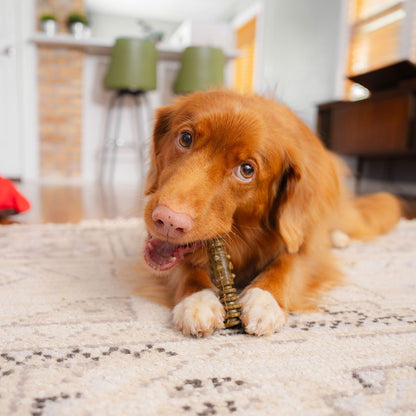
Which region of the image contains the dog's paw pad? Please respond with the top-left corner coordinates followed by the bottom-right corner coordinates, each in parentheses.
top-left (330, 230), bottom-right (350, 248)
top-left (240, 288), bottom-right (286, 336)
top-left (173, 289), bottom-right (225, 337)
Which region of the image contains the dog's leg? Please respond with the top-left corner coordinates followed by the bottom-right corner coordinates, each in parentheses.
top-left (240, 288), bottom-right (286, 336)
top-left (170, 266), bottom-right (225, 337)
top-left (239, 254), bottom-right (294, 336)
top-left (240, 248), bottom-right (341, 336)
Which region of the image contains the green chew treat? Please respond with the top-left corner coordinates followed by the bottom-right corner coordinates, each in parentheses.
top-left (208, 238), bottom-right (241, 328)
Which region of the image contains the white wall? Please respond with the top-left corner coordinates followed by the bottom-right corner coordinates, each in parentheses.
top-left (0, 0), bottom-right (38, 180)
top-left (168, 20), bottom-right (235, 51)
top-left (89, 12), bottom-right (179, 42)
top-left (258, 0), bottom-right (345, 130)
top-left (19, 0), bottom-right (38, 180)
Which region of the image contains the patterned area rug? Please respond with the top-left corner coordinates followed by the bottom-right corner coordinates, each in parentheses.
top-left (0, 218), bottom-right (415, 416)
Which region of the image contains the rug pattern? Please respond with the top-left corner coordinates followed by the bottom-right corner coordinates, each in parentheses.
top-left (0, 219), bottom-right (415, 415)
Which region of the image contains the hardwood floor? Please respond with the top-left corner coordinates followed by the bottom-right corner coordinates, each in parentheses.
top-left (4, 182), bottom-right (415, 226)
top-left (0, 182), bottom-right (145, 225)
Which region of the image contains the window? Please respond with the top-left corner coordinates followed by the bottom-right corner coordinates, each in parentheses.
top-left (345, 0), bottom-right (414, 100)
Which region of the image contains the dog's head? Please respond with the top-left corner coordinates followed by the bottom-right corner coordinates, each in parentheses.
top-left (143, 90), bottom-right (337, 271)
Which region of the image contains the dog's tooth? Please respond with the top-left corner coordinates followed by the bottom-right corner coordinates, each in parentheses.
top-left (169, 256), bottom-right (176, 262)
top-left (147, 241), bottom-right (154, 251)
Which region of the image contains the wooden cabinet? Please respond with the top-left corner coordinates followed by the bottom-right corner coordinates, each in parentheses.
top-left (317, 61), bottom-right (416, 159)
top-left (317, 60), bottom-right (416, 164)
top-left (318, 90), bottom-right (415, 156)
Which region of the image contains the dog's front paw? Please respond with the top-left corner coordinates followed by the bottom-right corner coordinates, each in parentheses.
top-left (172, 289), bottom-right (225, 337)
top-left (240, 288), bottom-right (286, 336)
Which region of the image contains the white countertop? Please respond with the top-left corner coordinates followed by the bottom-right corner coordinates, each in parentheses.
top-left (31, 33), bottom-right (240, 60)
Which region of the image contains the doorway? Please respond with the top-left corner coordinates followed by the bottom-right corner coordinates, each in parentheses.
top-left (0, 0), bottom-right (37, 180)
top-left (0, 0), bottom-right (21, 178)
top-left (234, 16), bottom-right (257, 94)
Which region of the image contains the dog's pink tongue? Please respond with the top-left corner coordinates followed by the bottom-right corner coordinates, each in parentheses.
top-left (144, 238), bottom-right (180, 271)
top-left (144, 236), bottom-right (199, 271)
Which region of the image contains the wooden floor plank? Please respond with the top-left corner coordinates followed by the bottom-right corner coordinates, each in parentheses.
top-left (1, 182), bottom-right (144, 225)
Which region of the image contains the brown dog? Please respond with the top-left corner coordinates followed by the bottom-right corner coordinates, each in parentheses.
top-left (143, 90), bottom-right (403, 337)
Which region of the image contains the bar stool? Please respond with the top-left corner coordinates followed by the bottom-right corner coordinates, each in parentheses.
top-left (174, 46), bottom-right (225, 94)
top-left (99, 37), bottom-right (157, 183)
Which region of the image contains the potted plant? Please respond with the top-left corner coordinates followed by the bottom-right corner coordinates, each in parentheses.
top-left (66, 12), bottom-right (90, 38)
top-left (40, 13), bottom-right (58, 36)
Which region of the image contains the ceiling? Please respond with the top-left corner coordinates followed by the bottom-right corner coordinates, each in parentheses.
top-left (85, 0), bottom-right (258, 22)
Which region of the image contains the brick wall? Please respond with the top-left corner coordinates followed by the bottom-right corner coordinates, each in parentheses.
top-left (38, 47), bottom-right (84, 178)
top-left (36, 0), bottom-right (86, 179)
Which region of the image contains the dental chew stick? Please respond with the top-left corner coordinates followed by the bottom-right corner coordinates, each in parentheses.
top-left (208, 238), bottom-right (241, 328)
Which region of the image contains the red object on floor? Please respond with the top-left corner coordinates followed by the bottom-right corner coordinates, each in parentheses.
top-left (0, 177), bottom-right (31, 214)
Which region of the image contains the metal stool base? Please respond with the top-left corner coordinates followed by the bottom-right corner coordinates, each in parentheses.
top-left (99, 89), bottom-right (152, 185)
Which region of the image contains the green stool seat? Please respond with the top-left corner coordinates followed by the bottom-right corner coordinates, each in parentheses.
top-left (174, 46), bottom-right (225, 94)
top-left (104, 38), bottom-right (157, 91)
top-left (100, 38), bottom-right (157, 184)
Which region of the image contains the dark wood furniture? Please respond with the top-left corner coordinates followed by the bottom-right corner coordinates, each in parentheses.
top-left (317, 61), bottom-right (416, 190)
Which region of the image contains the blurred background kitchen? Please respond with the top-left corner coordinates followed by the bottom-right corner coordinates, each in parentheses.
top-left (1, 0), bottom-right (415, 223)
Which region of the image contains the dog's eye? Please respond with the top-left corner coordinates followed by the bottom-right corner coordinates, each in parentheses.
top-left (234, 163), bottom-right (255, 182)
top-left (178, 132), bottom-right (193, 148)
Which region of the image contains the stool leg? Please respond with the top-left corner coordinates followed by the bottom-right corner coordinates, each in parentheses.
top-left (134, 92), bottom-right (148, 190)
top-left (108, 92), bottom-right (124, 181)
top-left (142, 92), bottom-right (153, 140)
top-left (99, 92), bottom-right (118, 182)
top-left (142, 93), bottom-right (153, 184)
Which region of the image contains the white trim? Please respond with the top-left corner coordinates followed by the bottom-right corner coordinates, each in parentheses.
top-left (334, 0), bottom-right (351, 99)
top-left (231, 0), bottom-right (265, 93)
top-left (253, 0), bottom-right (265, 93)
top-left (17, 0), bottom-right (38, 180)
top-left (399, 0), bottom-right (416, 60)
top-left (231, 1), bottom-right (263, 29)
top-left (30, 33), bottom-right (241, 60)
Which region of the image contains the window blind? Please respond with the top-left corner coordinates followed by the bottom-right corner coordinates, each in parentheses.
top-left (346, 0), bottom-right (408, 99)
top-left (348, 0), bottom-right (405, 75)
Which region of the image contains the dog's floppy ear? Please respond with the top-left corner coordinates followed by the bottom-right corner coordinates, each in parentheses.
top-left (273, 157), bottom-right (304, 254)
top-left (266, 141), bottom-right (307, 254)
top-left (271, 140), bottom-right (338, 254)
top-left (144, 106), bottom-right (173, 195)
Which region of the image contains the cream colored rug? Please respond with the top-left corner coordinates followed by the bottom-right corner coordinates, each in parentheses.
top-left (0, 218), bottom-right (415, 416)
